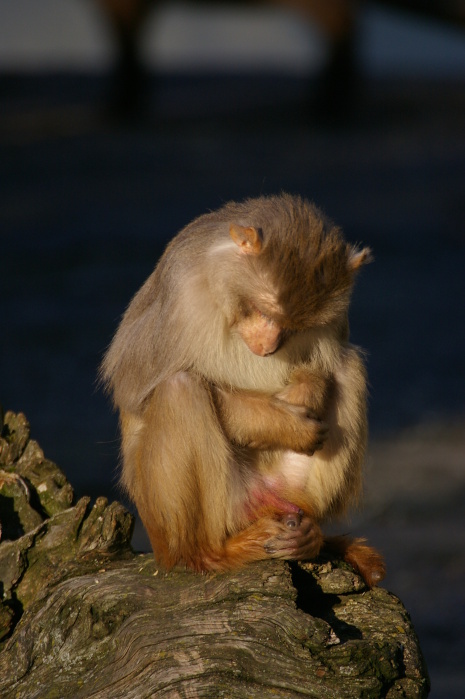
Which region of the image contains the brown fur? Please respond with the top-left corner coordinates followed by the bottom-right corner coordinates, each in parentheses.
top-left (101, 193), bottom-right (384, 586)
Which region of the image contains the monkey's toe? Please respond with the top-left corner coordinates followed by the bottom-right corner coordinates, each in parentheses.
top-left (265, 516), bottom-right (323, 560)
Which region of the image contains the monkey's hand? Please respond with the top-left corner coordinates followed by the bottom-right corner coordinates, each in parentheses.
top-left (264, 512), bottom-right (324, 561)
top-left (275, 368), bottom-right (329, 415)
top-left (268, 398), bottom-right (329, 455)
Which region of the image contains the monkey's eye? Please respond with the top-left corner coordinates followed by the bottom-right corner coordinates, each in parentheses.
top-left (256, 307), bottom-right (271, 321)
top-left (249, 302), bottom-right (273, 323)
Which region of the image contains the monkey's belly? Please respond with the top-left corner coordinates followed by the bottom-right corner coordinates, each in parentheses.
top-left (276, 450), bottom-right (314, 490)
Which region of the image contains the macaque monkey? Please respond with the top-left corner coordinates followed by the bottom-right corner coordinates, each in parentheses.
top-left (101, 193), bottom-right (385, 587)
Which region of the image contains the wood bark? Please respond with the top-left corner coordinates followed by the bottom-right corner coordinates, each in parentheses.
top-left (0, 410), bottom-right (430, 698)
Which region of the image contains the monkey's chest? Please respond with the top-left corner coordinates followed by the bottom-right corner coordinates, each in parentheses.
top-left (195, 328), bottom-right (297, 392)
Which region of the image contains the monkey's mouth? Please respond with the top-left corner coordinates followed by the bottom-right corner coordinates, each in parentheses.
top-left (262, 346), bottom-right (280, 357)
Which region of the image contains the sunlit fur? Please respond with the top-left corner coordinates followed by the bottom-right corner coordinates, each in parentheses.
top-left (101, 193), bottom-right (385, 585)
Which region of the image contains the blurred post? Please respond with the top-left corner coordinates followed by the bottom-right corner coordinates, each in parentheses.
top-left (94, 0), bottom-right (465, 119)
top-left (279, 0), bottom-right (361, 115)
top-left (96, 0), bottom-right (152, 115)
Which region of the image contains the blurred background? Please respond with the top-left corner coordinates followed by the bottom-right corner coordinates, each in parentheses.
top-left (1, 1), bottom-right (464, 696)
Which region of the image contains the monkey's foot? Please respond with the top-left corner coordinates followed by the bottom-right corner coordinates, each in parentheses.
top-left (264, 514), bottom-right (324, 561)
top-left (323, 536), bottom-right (386, 588)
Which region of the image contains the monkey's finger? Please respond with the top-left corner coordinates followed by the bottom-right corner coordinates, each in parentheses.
top-left (305, 439), bottom-right (327, 455)
top-left (303, 418), bottom-right (328, 434)
top-left (306, 421), bottom-right (329, 452)
top-left (303, 409), bottom-right (323, 421)
top-left (273, 525), bottom-right (317, 545)
top-left (267, 511), bottom-right (314, 548)
top-left (310, 440), bottom-right (326, 453)
top-left (278, 401), bottom-right (309, 418)
top-left (266, 529), bottom-right (323, 558)
top-left (290, 539), bottom-right (323, 559)
top-left (265, 536), bottom-right (322, 560)
top-left (267, 516), bottom-right (322, 553)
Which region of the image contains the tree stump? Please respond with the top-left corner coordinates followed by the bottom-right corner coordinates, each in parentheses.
top-left (0, 410), bottom-right (430, 698)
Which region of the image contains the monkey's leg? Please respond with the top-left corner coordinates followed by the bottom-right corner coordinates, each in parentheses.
top-left (213, 387), bottom-right (328, 454)
top-left (123, 371), bottom-right (241, 571)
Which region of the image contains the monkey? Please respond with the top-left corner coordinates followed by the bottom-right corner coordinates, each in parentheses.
top-left (101, 193), bottom-right (385, 587)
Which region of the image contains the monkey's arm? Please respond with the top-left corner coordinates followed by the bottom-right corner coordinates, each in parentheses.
top-left (211, 385), bottom-right (328, 453)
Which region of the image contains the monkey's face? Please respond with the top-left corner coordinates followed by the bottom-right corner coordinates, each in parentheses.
top-left (224, 211), bottom-right (371, 357)
top-left (235, 302), bottom-right (284, 357)
top-left (231, 249), bottom-right (352, 356)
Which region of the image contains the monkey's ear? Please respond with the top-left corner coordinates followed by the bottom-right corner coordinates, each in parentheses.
top-left (348, 246), bottom-right (373, 271)
top-left (229, 224), bottom-right (263, 255)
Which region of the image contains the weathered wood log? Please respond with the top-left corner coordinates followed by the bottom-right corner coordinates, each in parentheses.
top-left (0, 410), bottom-right (430, 698)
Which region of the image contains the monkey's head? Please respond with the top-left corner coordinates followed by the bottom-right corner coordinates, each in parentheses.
top-left (222, 194), bottom-right (371, 357)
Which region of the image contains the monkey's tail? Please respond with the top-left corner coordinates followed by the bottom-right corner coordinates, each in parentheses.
top-left (322, 535), bottom-right (386, 588)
